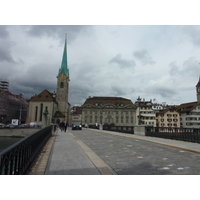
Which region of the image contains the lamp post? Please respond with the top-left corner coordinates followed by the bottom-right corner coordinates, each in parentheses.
top-left (135, 102), bottom-right (141, 125)
top-left (51, 91), bottom-right (56, 124)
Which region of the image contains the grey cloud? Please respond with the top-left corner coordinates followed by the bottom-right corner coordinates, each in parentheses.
top-left (169, 57), bottom-right (199, 77)
top-left (0, 25), bottom-right (9, 39)
top-left (111, 85), bottom-right (127, 96)
top-left (169, 61), bottom-right (179, 76)
top-left (69, 83), bottom-right (93, 106)
top-left (182, 26), bottom-right (200, 47)
top-left (9, 62), bottom-right (57, 98)
top-left (26, 25), bottom-right (92, 44)
top-left (109, 53), bottom-right (136, 68)
top-left (0, 47), bottom-right (15, 63)
top-left (133, 49), bottom-right (155, 65)
top-left (149, 86), bottom-right (176, 98)
top-left (0, 26), bottom-right (15, 63)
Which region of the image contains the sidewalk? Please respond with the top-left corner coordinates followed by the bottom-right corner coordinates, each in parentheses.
top-left (45, 129), bottom-right (115, 175)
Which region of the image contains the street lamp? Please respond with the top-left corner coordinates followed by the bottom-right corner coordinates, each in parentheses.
top-left (135, 102), bottom-right (142, 125)
top-left (51, 91), bottom-right (56, 123)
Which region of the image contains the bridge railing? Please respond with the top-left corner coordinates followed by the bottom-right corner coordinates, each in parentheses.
top-left (103, 125), bottom-right (134, 134)
top-left (0, 125), bottom-right (57, 175)
top-left (145, 127), bottom-right (200, 143)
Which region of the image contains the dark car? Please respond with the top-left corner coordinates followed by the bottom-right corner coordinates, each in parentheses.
top-left (72, 122), bottom-right (82, 130)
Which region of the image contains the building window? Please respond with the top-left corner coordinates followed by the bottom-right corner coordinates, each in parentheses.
top-left (126, 116), bottom-right (129, 123)
top-left (121, 116), bottom-right (124, 123)
top-left (116, 116), bottom-right (119, 123)
top-left (100, 116), bottom-right (102, 124)
top-left (173, 114), bottom-right (177, 117)
top-left (85, 116), bottom-right (88, 123)
top-left (131, 117), bottom-right (134, 123)
top-left (40, 103), bottom-right (43, 121)
top-left (60, 82), bottom-right (64, 88)
top-left (35, 106), bottom-right (38, 121)
top-left (90, 116), bottom-right (92, 123)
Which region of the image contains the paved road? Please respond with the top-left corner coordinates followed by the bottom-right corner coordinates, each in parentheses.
top-left (70, 128), bottom-right (200, 175)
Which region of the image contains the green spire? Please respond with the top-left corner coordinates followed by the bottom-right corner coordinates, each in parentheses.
top-left (58, 36), bottom-right (69, 77)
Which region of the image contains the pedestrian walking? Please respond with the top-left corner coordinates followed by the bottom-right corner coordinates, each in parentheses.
top-left (95, 122), bottom-right (98, 129)
top-left (59, 121), bottom-right (64, 131)
top-left (64, 121), bottom-right (68, 132)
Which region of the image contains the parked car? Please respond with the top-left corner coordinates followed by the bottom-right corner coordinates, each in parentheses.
top-left (20, 124), bottom-right (30, 128)
top-left (0, 123), bottom-right (5, 128)
top-left (5, 124), bottom-right (17, 128)
top-left (72, 122), bottom-right (82, 130)
top-left (29, 122), bottom-right (41, 128)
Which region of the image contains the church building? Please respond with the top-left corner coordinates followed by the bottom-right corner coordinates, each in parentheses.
top-left (26, 36), bottom-right (70, 126)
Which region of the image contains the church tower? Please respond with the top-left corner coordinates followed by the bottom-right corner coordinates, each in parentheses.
top-left (196, 76), bottom-right (200, 104)
top-left (56, 35), bottom-right (70, 120)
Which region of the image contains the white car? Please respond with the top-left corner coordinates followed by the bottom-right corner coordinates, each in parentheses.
top-left (29, 122), bottom-right (38, 127)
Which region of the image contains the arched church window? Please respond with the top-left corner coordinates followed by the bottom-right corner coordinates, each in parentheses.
top-left (60, 82), bottom-right (64, 88)
top-left (40, 103), bottom-right (43, 121)
top-left (35, 106), bottom-right (38, 121)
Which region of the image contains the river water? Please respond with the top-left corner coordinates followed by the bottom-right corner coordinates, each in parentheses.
top-left (0, 137), bottom-right (22, 153)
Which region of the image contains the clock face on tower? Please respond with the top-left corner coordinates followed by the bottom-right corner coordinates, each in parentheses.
top-left (59, 73), bottom-right (66, 81)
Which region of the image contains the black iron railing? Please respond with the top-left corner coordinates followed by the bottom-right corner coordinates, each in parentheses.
top-left (103, 125), bottom-right (134, 134)
top-left (0, 125), bottom-right (56, 175)
top-left (145, 127), bottom-right (200, 143)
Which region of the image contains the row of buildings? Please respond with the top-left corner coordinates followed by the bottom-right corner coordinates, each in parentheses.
top-left (71, 79), bottom-right (200, 129)
top-left (0, 81), bottom-right (28, 125)
top-left (1, 36), bottom-right (200, 129)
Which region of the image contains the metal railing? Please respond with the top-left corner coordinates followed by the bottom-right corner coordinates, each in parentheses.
top-left (145, 127), bottom-right (200, 143)
top-left (0, 125), bottom-right (56, 175)
top-left (103, 125), bottom-right (134, 134)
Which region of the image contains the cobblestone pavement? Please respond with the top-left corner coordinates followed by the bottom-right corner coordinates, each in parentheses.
top-left (70, 128), bottom-right (200, 175)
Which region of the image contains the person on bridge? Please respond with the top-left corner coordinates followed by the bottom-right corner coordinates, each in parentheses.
top-left (95, 122), bottom-right (98, 129)
top-left (63, 121), bottom-right (68, 132)
top-left (59, 121), bottom-right (64, 131)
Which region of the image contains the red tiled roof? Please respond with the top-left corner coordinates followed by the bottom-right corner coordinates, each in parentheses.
top-left (177, 101), bottom-right (198, 112)
top-left (82, 96), bottom-right (134, 107)
top-left (29, 89), bottom-right (55, 101)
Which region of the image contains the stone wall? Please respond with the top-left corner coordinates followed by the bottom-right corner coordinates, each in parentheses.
top-left (0, 128), bottom-right (41, 137)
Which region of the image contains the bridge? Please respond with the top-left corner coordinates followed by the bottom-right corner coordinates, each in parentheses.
top-left (31, 127), bottom-right (200, 175)
top-left (1, 126), bottom-right (200, 175)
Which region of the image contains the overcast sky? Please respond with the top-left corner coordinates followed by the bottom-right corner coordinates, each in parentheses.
top-left (1, 25), bottom-right (200, 107)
